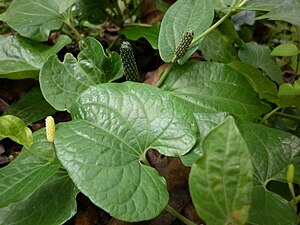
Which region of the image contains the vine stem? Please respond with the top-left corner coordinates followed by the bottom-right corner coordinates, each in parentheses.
top-left (165, 205), bottom-right (198, 225)
top-left (260, 107), bottom-right (281, 124)
top-left (155, 64), bottom-right (174, 87)
top-left (191, 0), bottom-right (250, 46)
top-left (274, 112), bottom-right (300, 121)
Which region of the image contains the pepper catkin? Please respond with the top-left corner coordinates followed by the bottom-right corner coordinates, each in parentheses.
top-left (120, 41), bottom-right (139, 81)
top-left (45, 116), bottom-right (55, 143)
top-left (173, 29), bottom-right (194, 62)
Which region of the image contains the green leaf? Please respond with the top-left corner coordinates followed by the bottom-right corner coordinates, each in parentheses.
top-left (257, 0), bottom-right (300, 27)
top-left (0, 170), bottom-right (79, 225)
top-left (156, 0), bottom-right (169, 12)
top-left (189, 117), bottom-right (253, 225)
top-left (0, 150), bottom-right (60, 208)
top-left (40, 37), bottom-right (123, 111)
top-left (119, 24), bottom-right (160, 49)
top-left (228, 61), bottom-right (278, 102)
top-left (4, 87), bottom-right (57, 124)
top-left (244, 0), bottom-right (284, 11)
top-left (199, 29), bottom-right (239, 63)
top-left (236, 120), bottom-right (300, 224)
top-left (160, 61), bottom-right (271, 121)
top-left (3, 0), bottom-right (76, 41)
top-left (271, 43), bottom-right (299, 56)
top-left (181, 112), bottom-right (229, 166)
top-left (248, 186), bottom-right (297, 225)
top-left (0, 115), bottom-right (32, 147)
top-left (158, 0), bottom-right (214, 64)
top-left (277, 80), bottom-right (300, 107)
top-left (238, 42), bottom-right (282, 83)
top-left (0, 35), bottom-right (71, 79)
top-left (55, 82), bottom-right (198, 221)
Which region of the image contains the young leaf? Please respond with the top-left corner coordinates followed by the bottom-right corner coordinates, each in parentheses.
top-left (238, 42), bottom-right (282, 83)
top-left (189, 117), bottom-right (253, 225)
top-left (55, 82), bottom-right (198, 221)
top-left (0, 170), bottom-right (79, 225)
top-left (257, 0), bottom-right (300, 27)
top-left (0, 35), bottom-right (71, 79)
top-left (0, 149), bottom-right (60, 208)
top-left (119, 23), bottom-right (160, 49)
top-left (243, 0), bottom-right (283, 11)
top-left (40, 37), bottom-right (123, 111)
top-left (0, 115), bottom-right (32, 147)
top-left (4, 87), bottom-right (57, 124)
top-left (160, 61), bottom-right (270, 121)
top-left (271, 43), bottom-right (299, 56)
top-left (158, 0), bottom-right (214, 64)
top-left (277, 80), bottom-right (300, 107)
top-left (3, 0), bottom-right (77, 41)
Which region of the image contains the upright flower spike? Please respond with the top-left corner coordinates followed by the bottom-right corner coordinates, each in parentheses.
top-left (45, 116), bottom-right (55, 143)
top-left (172, 29), bottom-right (194, 63)
top-left (120, 41), bottom-right (139, 81)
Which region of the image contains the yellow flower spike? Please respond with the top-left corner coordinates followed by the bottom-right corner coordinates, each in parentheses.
top-left (286, 164), bottom-right (295, 183)
top-left (45, 116), bottom-right (55, 143)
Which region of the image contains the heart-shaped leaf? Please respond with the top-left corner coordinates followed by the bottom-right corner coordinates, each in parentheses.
top-left (0, 170), bottom-right (78, 225)
top-left (236, 120), bottom-right (300, 225)
top-left (2, 0), bottom-right (76, 41)
top-left (189, 117), bottom-right (253, 225)
top-left (0, 149), bottom-right (60, 208)
top-left (0, 35), bottom-right (71, 79)
top-left (160, 61), bottom-right (271, 121)
top-left (40, 37), bottom-right (123, 111)
top-left (277, 80), bottom-right (300, 107)
top-left (4, 87), bottom-right (57, 124)
top-left (0, 115), bottom-right (32, 147)
top-left (55, 82), bottom-right (198, 221)
top-left (271, 43), bottom-right (299, 56)
top-left (158, 0), bottom-right (214, 64)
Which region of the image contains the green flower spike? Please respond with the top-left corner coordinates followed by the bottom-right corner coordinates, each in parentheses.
top-left (120, 41), bottom-right (139, 81)
top-left (172, 29), bottom-right (194, 63)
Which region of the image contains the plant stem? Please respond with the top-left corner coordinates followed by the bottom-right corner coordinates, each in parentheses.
top-left (165, 205), bottom-right (198, 225)
top-left (63, 11), bottom-right (82, 42)
top-left (190, 0), bottom-right (249, 46)
top-left (123, 22), bottom-right (152, 27)
top-left (260, 106), bottom-right (281, 124)
top-left (155, 64), bottom-right (174, 87)
top-left (274, 112), bottom-right (300, 121)
top-left (294, 194), bottom-right (300, 204)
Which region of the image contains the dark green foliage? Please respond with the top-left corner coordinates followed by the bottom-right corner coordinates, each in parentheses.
top-left (120, 41), bottom-right (139, 81)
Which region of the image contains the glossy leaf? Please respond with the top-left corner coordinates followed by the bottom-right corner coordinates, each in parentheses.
top-left (228, 61), bottom-right (278, 102)
top-left (4, 87), bottom-right (57, 124)
top-left (0, 170), bottom-right (79, 225)
top-left (238, 42), bottom-right (282, 83)
top-left (40, 37), bottom-right (123, 111)
top-left (158, 0), bottom-right (214, 64)
top-left (248, 186), bottom-right (297, 225)
top-left (0, 115), bottom-right (32, 147)
top-left (3, 0), bottom-right (76, 41)
top-left (257, 0), bottom-right (300, 27)
top-left (160, 61), bottom-right (270, 120)
top-left (55, 82), bottom-right (198, 221)
top-left (236, 120), bottom-right (300, 224)
top-left (0, 149), bottom-right (60, 208)
top-left (119, 24), bottom-right (160, 49)
top-left (271, 43), bottom-right (299, 56)
top-left (190, 117), bottom-right (253, 225)
top-left (0, 35), bottom-right (71, 79)
top-left (199, 29), bottom-right (239, 63)
top-left (181, 112), bottom-right (229, 166)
